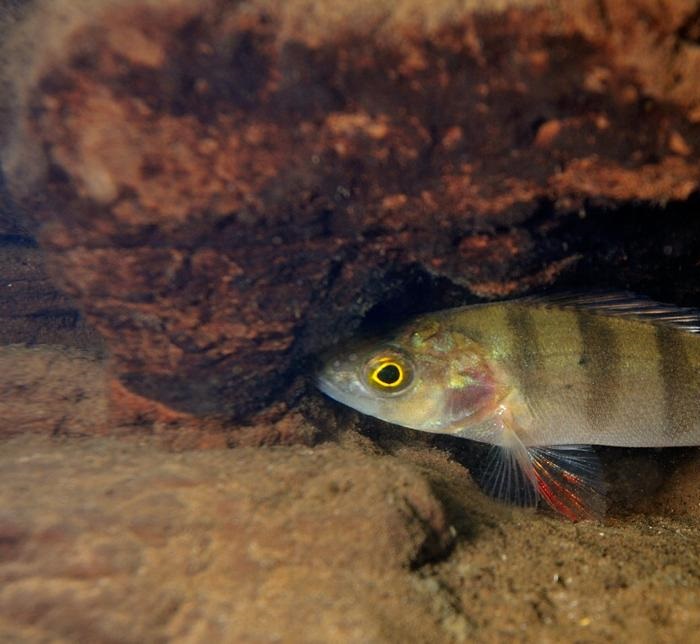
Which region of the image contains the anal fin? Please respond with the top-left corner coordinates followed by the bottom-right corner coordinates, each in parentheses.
top-left (528, 445), bottom-right (607, 520)
top-left (477, 431), bottom-right (607, 521)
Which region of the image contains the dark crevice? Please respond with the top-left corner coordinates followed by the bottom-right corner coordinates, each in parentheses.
top-left (0, 234), bottom-right (37, 248)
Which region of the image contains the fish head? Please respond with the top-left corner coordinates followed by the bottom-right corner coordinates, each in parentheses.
top-left (315, 318), bottom-right (505, 433)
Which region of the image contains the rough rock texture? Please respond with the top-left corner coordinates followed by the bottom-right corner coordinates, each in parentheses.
top-left (2, 0), bottom-right (700, 429)
top-left (0, 433), bottom-right (698, 643)
top-left (0, 344), bottom-right (107, 437)
top-left (1, 2), bottom-right (700, 638)
top-left (0, 239), bottom-right (101, 347)
top-left (0, 435), bottom-right (456, 643)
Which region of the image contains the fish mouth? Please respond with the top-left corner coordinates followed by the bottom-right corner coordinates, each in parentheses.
top-left (315, 367), bottom-right (375, 412)
top-left (314, 370), bottom-right (335, 397)
top-left (315, 371), bottom-right (354, 406)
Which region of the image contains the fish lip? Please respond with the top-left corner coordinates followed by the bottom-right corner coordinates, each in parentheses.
top-left (315, 370), bottom-right (368, 410)
top-left (315, 372), bottom-right (349, 402)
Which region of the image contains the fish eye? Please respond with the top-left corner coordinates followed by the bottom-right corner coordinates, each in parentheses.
top-left (372, 362), bottom-right (403, 386)
top-left (365, 354), bottom-right (413, 393)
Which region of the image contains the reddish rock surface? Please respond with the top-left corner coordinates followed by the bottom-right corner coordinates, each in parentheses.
top-left (2, 0), bottom-right (699, 429)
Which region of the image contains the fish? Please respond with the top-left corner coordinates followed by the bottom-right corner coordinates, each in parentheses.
top-left (315, 293), bottom-right (700, 521)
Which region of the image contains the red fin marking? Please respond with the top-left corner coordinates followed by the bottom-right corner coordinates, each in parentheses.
top-left (533, 465), bottom-right (592, 522)
top-left (529, 447), bottom-right (607, 521)
top-left (473, 431), bottom-right (607, 521)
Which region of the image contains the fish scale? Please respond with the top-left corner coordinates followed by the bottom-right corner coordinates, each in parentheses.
top-left (316, 293), bottom-right (700, 520)
top-left (438, 303), bottom-right (700, 446)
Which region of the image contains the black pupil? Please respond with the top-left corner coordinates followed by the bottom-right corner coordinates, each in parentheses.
top-left (378, 364), bottom-right (401, 384)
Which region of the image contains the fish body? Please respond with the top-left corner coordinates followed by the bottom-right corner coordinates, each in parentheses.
top-left (316, 294), bottom-right (700, 520)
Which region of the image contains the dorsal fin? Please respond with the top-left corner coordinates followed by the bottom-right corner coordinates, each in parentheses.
top-left (516, 291), bottom-right (700, 334)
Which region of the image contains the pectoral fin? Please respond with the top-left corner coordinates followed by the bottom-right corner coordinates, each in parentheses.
top-left (475, 428), bottom-right (608, 521)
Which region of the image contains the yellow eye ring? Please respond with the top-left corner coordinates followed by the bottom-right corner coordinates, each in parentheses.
top-left (365, 353), bottom-right (413, 394)
top-left (369, 360), bottom-right (405, 388)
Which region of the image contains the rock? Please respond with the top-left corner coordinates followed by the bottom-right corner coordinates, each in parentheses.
top-left (1, 0), bottom-right (699, 430)
top-left (0, 168), bottom-right (27, 237)
top-left (0, 435), bottom-right (456, 643)
top-left (0, 344), bottom-right (107, 437)
top-left (0, 240), bottom-right (99, 348)
top-left (0, 434), bottom-right (698, 642)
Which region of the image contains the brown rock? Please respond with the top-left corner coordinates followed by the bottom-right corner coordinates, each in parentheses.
top-left (0, 344), bottom-right (108, 437)
top-left (0, 434), bottom-right (699, 642)
top-left (669, 129), bottom-right (693, 157)
top-left (533, 119), bottom-right (562, 148)
top-left (0, 435), bottom-right (456, 642)
top-left (1, 0), bottom-right (699, 432)
top-left (3, 0), bottom-right (700, 428)
top-left (0, 241), bottom-right (101, 348)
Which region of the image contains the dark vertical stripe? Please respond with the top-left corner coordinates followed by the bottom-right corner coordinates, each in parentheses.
top-left (575, 311), bottom-right (621, 433)
top-left (655, 326), bottom-right (695, 439)
top-left (505, 306), bottom-right (542, 397)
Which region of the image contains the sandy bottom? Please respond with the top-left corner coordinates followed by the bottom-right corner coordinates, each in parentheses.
top-left (1, 414), bottom-right (698, 642)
